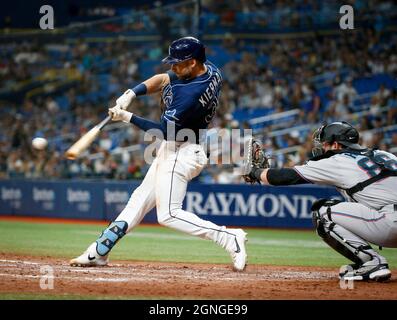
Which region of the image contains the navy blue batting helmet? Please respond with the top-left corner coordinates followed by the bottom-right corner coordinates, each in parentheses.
top-left (162, 36), bottom-right (206, 64)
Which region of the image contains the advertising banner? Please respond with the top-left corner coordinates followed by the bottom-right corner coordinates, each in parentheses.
top-left (0, 179), bottom-right (342, 228)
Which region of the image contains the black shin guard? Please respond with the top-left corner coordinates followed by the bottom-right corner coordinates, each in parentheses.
top-left (324, 223), bottom-right (373, 265)
top-left (312, 200), bottom-right (373, 265)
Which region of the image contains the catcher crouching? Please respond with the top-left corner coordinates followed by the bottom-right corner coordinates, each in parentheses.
top-left (242, 121), bottom-right (397, 282)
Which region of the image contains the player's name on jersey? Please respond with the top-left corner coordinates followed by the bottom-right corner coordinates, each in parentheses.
top-left (198, 71), bottom-right (222, 107)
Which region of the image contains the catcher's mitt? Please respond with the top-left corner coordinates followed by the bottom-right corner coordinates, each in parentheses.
top-left (242, 138), bottom-right (270, 184)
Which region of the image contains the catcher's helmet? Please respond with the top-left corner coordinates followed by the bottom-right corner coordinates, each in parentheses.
top-left (312, 121), bottom-right (364, 156)
top-left (162, 36), bottom-right (206, 65)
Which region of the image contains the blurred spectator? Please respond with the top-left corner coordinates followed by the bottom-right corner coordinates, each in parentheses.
top-left (0, 2), bottom-right (396, 183)
top-left (387, 89), bottom-right (397, 125)
top-left (98, 131), bottom-right (113, 151)
top-left (376, 83), bottom-right (391, 106)
top-left (333, 77), bottom-right (358, 103)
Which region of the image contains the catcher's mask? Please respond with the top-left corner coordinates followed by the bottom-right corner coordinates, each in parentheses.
top-left (312, 121), bottom-right (364, 157)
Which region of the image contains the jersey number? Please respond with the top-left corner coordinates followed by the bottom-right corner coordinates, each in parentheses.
top-left (205, 97), bottom-right (218, 124)
top-left (357, 154), bottom-right (397, 177)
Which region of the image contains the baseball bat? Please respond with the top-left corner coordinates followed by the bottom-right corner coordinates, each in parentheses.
top-left (64, 115), bottom-right (112, 160)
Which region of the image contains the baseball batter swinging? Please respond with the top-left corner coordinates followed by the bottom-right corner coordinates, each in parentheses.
top-left (244, 121), bottom-right (397, 281)
top-left (70, 37), bottom-right (247, 271)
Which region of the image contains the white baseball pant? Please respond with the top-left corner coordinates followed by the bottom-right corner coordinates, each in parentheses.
top-left (115, 140), bottom-right (238, 251)
top-left (320, 202), bottom-right (397, 264)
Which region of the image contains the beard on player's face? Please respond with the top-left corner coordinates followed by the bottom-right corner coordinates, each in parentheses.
top-left (172, 60), bottom-right (195, 79)
top-left (323, 142), bottom-right (343, 152)
top-left (322, 143), bottom-right (331, 152)
top-left (313, 141), bottom-right (343, 156)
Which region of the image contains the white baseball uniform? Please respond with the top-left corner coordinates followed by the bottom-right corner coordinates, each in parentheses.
top-left (70, 61), bottom-right (247, 270)
top-left (116, 140), bottom-right (237, 248)
top-left (113, 61), bottom-right (243, 253)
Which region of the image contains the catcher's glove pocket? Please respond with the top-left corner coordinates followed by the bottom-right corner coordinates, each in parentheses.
top-left (242, 137), bottom-right (270, 184)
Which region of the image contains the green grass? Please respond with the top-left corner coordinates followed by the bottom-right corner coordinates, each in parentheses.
top-left (0, 220), bottom-right (396, 268)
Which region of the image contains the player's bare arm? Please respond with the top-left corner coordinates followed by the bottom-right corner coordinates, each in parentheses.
top-left (110, 73), bottom-right (169, 110)
top-left (143, 73), bottom-right (170, 94)
top-left (107, 73), bottom-right (170, 126)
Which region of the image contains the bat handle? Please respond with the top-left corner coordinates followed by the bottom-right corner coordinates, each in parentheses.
top-left (97, 115), bottom-right (112, 130)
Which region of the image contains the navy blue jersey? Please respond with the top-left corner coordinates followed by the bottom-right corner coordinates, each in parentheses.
top-left (160, 61), bottom-right (222, 142)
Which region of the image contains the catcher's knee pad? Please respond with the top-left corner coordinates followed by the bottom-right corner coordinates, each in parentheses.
top-left (311, 198), bottom-right (342, 235)
top-left (96, 221), bottom-right (128, 256)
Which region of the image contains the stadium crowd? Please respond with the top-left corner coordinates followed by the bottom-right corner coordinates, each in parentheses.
top-left (1, 2), bottom-right (396, 183)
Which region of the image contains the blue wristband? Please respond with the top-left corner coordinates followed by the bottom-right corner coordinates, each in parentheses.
top-left (131, 83), bottom-right (147, 96)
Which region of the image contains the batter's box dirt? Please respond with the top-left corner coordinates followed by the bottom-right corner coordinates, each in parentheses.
top-left (0, 253), bottom-right (396, 299)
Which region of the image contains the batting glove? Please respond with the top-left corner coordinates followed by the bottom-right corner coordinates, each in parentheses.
top-left (116, 89), bottom-right (136, 110)
top-left (108, 105), bottom-right (133, 123)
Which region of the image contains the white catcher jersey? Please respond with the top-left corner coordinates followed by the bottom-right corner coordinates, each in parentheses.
top-left (294, 150), bottom-right (397, 210)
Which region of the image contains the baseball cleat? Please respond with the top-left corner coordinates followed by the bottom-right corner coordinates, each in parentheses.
top-left (228, 229), bottom-right (248, 272)
top-left (339, 263), bottom-right (391, 282)
top-left (70, 242), bottom-right (109, 267)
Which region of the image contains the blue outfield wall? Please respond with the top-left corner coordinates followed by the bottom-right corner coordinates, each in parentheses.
top-left (0, 179), bottom-right (342, 228)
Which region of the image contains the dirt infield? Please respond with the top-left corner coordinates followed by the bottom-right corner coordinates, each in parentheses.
top-left (0, 253), bottom-right (397, 299)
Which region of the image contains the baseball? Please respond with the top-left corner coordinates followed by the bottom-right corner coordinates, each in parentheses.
top-left (32, 137), bottom-right (48, 150)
